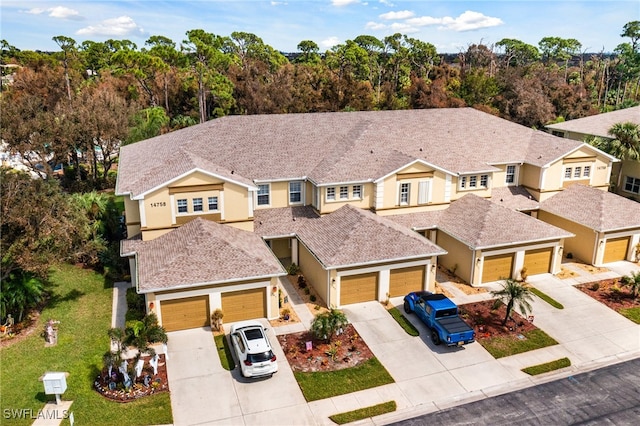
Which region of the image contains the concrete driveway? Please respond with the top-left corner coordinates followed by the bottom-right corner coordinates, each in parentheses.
top-left (165, 322), bottom-right (314, 425)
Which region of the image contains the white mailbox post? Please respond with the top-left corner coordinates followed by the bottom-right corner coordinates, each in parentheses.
top-left (41, 372), bottom-right (68, 405)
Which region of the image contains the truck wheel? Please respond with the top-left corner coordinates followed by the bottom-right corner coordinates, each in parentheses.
top-left (431, 330), bottom-right (441, 345)
top-left (403, 300), bottom-right (413, 314)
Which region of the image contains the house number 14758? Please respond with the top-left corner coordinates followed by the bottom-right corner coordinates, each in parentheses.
top-left (150, 202), bottom-right (166, 207)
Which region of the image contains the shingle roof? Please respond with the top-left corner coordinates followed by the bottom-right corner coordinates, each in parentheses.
top-left (117, 108), bottom-right (587, 198)
top-left (437, 194), bottom-right (573, 249)
top-left (254, 206), bottom-right (320, 237)
top-left (489, 186), bottom-right (539, 211)
top-left (540, 184), bottom-right (640, 232)
top-left (546, 106), bottom-right (640, 138)
top-left (128, 218), bottom-right (286, 292)
top-left (296, 205), bottom-right (446, 268)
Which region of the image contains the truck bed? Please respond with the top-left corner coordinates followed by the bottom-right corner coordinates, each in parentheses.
top-left (436, 316), bottom-right (474, 336)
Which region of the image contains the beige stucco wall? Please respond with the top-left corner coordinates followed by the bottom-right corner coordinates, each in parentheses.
top-left (297, 241), bottom-right (330, 306)
top-left (519, 164), bottom-right (542, 198)
top-left (268, 238), bottom-right (292, 260)
top-left (436, 231), bottom-right (473, 283)
top-left (538, 211), bottom-right (596, 264)
top-left (377, 163), bottom-right (453, 212)
top-left (617, 160), bottom-right (640, 200)
top-left (124, 197), bottom-right (141, 237)
top-left (318, 183), bottom-right (373, 214)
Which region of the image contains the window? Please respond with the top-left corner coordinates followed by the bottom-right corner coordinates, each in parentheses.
top-left (177, 199), bottom-right (188, 213)
top-left (326, 187), bottom-right (336, 201)
top-left (352, 185), bottom-right (362, 199)
top-left (583, 166), bottom-right (591, 177)
top-left (506, 165), bottom-right (516, 184)
top-left (574, 167), bottom-right (582, 178)
top-left (418, 180), bottom-right (431, 204)
top-left (460, 176), bottom-right (467, 189)
top-left (469, 175), bottom-right (477, 188)
top-left (564, 168), bottom-right (572, 179)
top-left (192, 198), bottom-right (203, 212)
top-left (208, 196), bottom-right (218, 211)
top-left (339, 186), bottom-right (349, 199)
top-left (289, 181), bottom-right (302, 203)
top-left (480, 174), bottom-right (488, 188)
top-left (400, 183), bottom-right (410, 205)
top-left (257, 184), bottom-right (270, 206)
top-left (624, 176), bottom-right (640, 195)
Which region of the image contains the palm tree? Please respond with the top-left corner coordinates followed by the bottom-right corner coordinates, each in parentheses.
top-left (310, 309), bottom-right (349, 342)
top-left (491, 279), bottom-right (534, 326)
top-left (125, 312), bottom-right (168, 355)
top-left (620, 271), bottom-right (640, 299)
top-left (0, 271), bottom-right (45, 322)
top-left (607, 122), bottom-right (640, 162)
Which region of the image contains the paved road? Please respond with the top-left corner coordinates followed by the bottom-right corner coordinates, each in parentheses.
top-left (389, 357), bottom-right (640, 426)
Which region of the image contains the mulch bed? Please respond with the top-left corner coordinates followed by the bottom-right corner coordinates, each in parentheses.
top-left (458, 300), bottom-right (538, 340)
top-left (576, 278), bottom-right (639, 311)
top-left (94, 354), bottom-right (169, 402)
top-left (277, 324), bottom-right (373, 373)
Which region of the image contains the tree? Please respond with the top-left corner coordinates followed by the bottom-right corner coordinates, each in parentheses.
top-left (620, 271), bottom-right (640, 299)
top-left (0, 168), bottom-right (91, 281)
top-left (124, 313), bottom-right (168, 355)
top-left (296, 40), bottom-right (321, 64)
top-left (310, 308), bottom-right (349, 342)
top-left (491, 279), bottom-right (534, 326)
top-left (127, 106), bottom-right (170, 143)
top-left (52, 35), bottom-right (77, 101)
top-left (496, 38), bottom-right (540, 68)
top-left (0, 271), bottom-right (45, 322)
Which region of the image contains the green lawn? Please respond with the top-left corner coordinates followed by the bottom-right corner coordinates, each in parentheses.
top-left (479, 329), bottom-right (559, 359)
top-left (522, 357), bottom-right (571, 376)
top-left (530, 287), bottom-right (564, 309)
top-left (293, 357), bottom-right (394, 401)
top-left (214, 334), bottom-right (235, 370)
top-left (0, 264), bottom-right (172, 426)
top-left (387, 307), bottom-right (420, 336)
top-left (329, 401), bottom-right (397, 424)
top-left (619, 306), bottom-right (640, 324)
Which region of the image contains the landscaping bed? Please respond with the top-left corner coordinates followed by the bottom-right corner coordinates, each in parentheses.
top-left (459, 299), bottom-right (558, 358)
top-left (94, 354), bottom-right (169, 402)
top-left (277, 324), bottom-right (373, 373)
top-left (576, 278), bottom-right (640, 323)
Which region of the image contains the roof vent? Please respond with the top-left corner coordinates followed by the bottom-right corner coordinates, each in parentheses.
top-left (231, 170), bottom-right (234, 174)
top-left (419, 148), bottom-right (423, 152)
top-left (370, 149), bottom-right (374, 154)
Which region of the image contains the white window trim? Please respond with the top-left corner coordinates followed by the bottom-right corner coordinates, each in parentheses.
top-left (458, 174), bottom-right (490, 191)
top-left (352, 185), bottom-right (363, 200)
top-left (399, 182), bottom-right (410, 206)
top-left (624, 176), bottom-right (640, 195)
top-left (326, 187), bottom-right (336, 202)
top-left (563, 164), bottom-right (592, 181)
top-left (505, 165), bottom-right (517, 186)
top-left (289, 181), bottom-right (303, 205)
top-left (257, 183), bottom-right (271, 207)
top-left (207, 196), bottom-right (219, 212)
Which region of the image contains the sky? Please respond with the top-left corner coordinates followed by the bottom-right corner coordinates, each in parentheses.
top-left (1, 1), bottom-right (638, 54)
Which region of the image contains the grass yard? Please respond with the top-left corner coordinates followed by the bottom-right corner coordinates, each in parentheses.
top-left (619, 306), bottom-right (640, 324)
top-left (530, 287), bottom-right (564, 309)
top-left (0, 264), bottom-right (172, 426)
top-left (480, 329), bottom-right (559, 359)
top-left (522, 357), bottom-right (571, 376)
top-left (293, 357), bottom-right (393, 401)
top-left (387, 306), bottom-right (419, 336)
top-left (214, 333), bottom-right (235, 370)
top-left (329, 401), bottom-right (397, 424)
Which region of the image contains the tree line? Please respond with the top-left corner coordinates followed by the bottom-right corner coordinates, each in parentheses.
top-left (1, 21), bottom-right (639, 187)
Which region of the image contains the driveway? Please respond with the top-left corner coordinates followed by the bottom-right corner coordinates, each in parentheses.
top-left (165, 322), bottom-right (314, 425)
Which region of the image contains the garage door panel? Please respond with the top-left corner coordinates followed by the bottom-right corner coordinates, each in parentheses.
top-left (340, 273), bottom-right (378, 305)
top-left (161, 296), bottom-right (209, 332)
top-left (524, 247), bottom-right (553, 275)
top-left (389, 266), bottom-right (425, 297)
top-left (482, 254), bottom-right (514, 283)
top-left (603, 237), bottom-right (630, 263)
top-left (221, 288), bottom-right (266, 323)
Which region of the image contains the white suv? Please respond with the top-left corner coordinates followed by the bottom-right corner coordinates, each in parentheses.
top-left (229, 320), bottom-right (278, 378)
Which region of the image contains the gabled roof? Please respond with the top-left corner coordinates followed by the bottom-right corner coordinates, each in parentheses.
top-left (489, 186), bottom-right (539, 211)
top-left (125, 218), bottom-right (286, 292)
top-left (437, 194), bottom-right (573, 249)
top-left (545, 106), bottom-right (640, 138)
top-left (254, 205), bottom-right (320, 238)
top-left (540, 184), bottom-right (640, 232)
top-left (117, 108), bottom-right (593, 198)
top-left (296, 205), bottom-right (446, 269)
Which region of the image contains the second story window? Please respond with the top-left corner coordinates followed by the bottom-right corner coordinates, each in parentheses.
top-left (460, 176), bottom-right (467, 189)
top-left (177, 199), bottom-right (188, 213)
top-left (192, 198), bottom-right (203, 212)
top-left (469, 176), bottom-right (477, 188)
top-left (506, 165), bottom-right (516, 184)
top-left (289, 181), bottom-right (302, 203)
top-left (340, 186), bottom-right (349, 199)
top-left (583, 166), bottom-right (591, 177)
top-left (352, 185), bottom-right (362, 199)
top-left (257, 184), bottom-right (270, 206)
top-left (400, 183), bottom-right (410, 205)
top-left (480, 174), bottom-right (488, 188)
top-left (208, 196), bottom-right (218, 211)
top-left (326, 187), bottom-right (336, 201)
top-left (565, 167), bottom-right (572, 179)
top-left (574, 167), bottom-right (582, 178)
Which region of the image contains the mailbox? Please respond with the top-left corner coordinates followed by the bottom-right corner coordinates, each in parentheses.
top-left (42, 372), bottom-right (67, 398)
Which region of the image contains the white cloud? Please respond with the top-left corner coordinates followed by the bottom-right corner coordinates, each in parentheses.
top-left (406, 10), bottom-right (503, 32)
top-left (331, 0), bottom-right (360, 6)
top-left (270, 1), bottom-right (288, 5)
top-left (25, 6), bottom-right (82, 20)
top-left (378, 0), bottom-right (395, 6)
top-left (320, 36), bottom-right (341, 49)
top-left (379, 10), bottom-right (414, 20)
top-left (365, 21), bottom-right (387, 30)
top-left (390, 22), bottom-right (419, 33)
top-left (76, 16), bottom-right (144, 37)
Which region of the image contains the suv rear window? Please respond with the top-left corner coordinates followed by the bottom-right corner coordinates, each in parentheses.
top-left (248, 351), bottom-right (274, 363)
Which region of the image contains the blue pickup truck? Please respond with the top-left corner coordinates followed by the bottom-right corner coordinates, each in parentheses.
top-left (403, 291), bottom-right (475, 347)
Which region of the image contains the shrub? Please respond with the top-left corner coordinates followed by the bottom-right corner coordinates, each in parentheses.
top-left (297, 275), bottom-right (307, 288)
top-left (288, 263), bottom-right (300, 275)
top-left (589, 282), bottom-right (600, 291)
top-left (304, 287), bottom-right (310, 295)
top-left (310, 294), bottom-right (317, 302)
